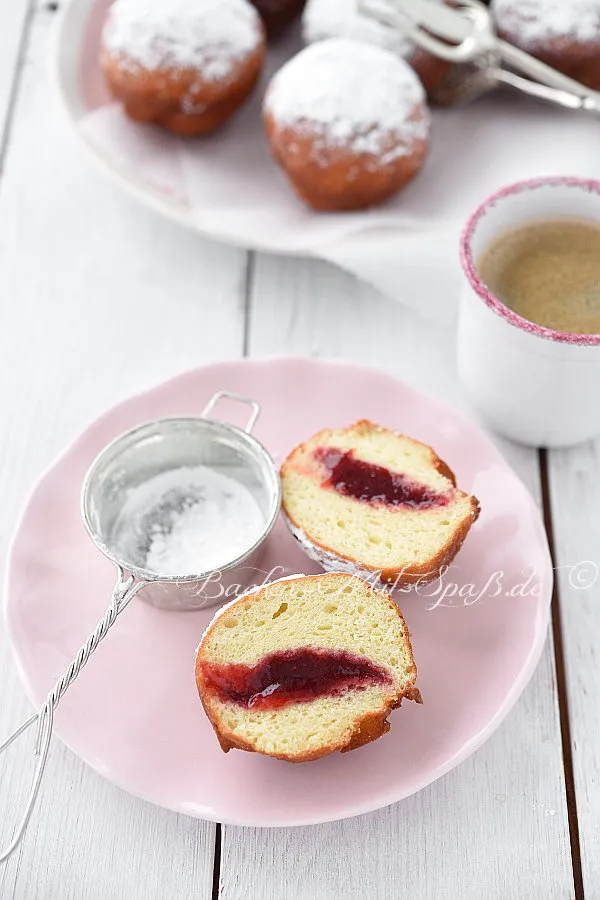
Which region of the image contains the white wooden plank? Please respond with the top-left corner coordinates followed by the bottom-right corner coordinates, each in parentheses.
top-left (0, 6), bottom-right (248, 898)
top-left (548, 441), bottom-right (600, 898)
top-left (0, 0), bottom-right (30, 149)
top-left (218, 254), bottom-right (574, 900)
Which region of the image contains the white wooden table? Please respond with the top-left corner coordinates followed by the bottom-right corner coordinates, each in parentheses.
top-left (0, 3), bottom-right (597, 898)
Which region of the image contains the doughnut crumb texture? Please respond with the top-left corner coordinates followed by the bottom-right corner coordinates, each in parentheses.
top-left (196, 573), bottom-right (421, 761)
top-left (281, 420), bottom-right (480, 584)
top-left (263, 38), bottom-right (430, 211)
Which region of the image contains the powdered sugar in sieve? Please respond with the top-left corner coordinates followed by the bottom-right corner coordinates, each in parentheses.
top-left (111, 465), bottom-right (265, 576)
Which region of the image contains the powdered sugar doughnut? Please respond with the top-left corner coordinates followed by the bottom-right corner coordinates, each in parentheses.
top-left (263, 39), bottom-right (430, 211)
top-left (492, 0), bottom-right (600, 90)
top-left (303, 0), bottom-right (412, 55)
top-left (101, 0), bottom-right (266, 135)
top-left (302, 0), bottom-right (451, 97)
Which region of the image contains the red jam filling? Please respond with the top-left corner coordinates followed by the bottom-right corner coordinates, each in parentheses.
top-left (200, 647), bottom-right (392, 710)
top-left (313, 446), bottom-right (449, 509)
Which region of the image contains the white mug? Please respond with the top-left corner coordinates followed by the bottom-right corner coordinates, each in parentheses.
top-left (457, 176), bottom-right (600, 448)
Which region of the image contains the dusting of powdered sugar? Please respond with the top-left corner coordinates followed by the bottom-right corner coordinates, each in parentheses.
top-left (110, 465), bottom-right (265, 576)
top-left (102, 0), bottom-right (262, 81)
top-left (492, 0), bottom-right (600, 47)
top-left (302, 0), bottom-right (412, 58)
top-left (264, 38), bottom-right (429, 163)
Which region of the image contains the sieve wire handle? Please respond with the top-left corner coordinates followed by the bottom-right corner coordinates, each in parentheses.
top-left (0, 568), bottom-right (146, 863)
top-left (201, 391), bottom-right (260, 434)
top-left (358, 0), bottom-right (495, 62)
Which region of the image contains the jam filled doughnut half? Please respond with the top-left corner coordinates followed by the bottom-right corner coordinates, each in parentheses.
top-left (263, 38), bottom-right (431, 211)
top-left (281, 420), bottom-right (480, 585)
top-left (101, 0), bottom-right (266, 136)
top-left (196, 573), bottom-right (421, 762)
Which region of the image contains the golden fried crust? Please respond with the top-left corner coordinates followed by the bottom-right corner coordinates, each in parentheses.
top-left (408, 47), bottom-right (453, 98)
top-left (195, 574), bottom-right (421, 762)
top-left (101, 38), bottom-right (265, 136)
top-left (281, 419), bottom-right (480, 585)
top-left (250, 0), bottom-right (306, 36)
top-left (263, 105), bottom-right (429, 212)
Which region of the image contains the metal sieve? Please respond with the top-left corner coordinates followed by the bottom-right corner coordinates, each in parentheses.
top-left (0, 391), bottom-right (281, 861)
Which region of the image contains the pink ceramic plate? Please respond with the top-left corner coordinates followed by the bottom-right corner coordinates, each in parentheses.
top-left (5, 358), bottom-right (551, 826)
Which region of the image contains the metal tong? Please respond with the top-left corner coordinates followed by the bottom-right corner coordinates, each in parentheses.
top-left (359, 0), bottom-right (600, 112)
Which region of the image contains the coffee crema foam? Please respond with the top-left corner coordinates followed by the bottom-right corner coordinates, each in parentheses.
top-left (477, 217), bottom-right (600, 334)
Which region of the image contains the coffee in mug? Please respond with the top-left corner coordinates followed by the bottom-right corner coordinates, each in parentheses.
top-left (477, 218), bottom-right (600, 335)
top-left (458, 178), bottom-right (600, 448)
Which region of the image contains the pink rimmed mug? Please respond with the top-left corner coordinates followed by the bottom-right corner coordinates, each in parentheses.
top-left (458, 177), bottom-right (600, 448)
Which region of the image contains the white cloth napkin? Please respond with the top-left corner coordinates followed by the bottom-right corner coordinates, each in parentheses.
top-left (79, 27), bottom-right (600, 322)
